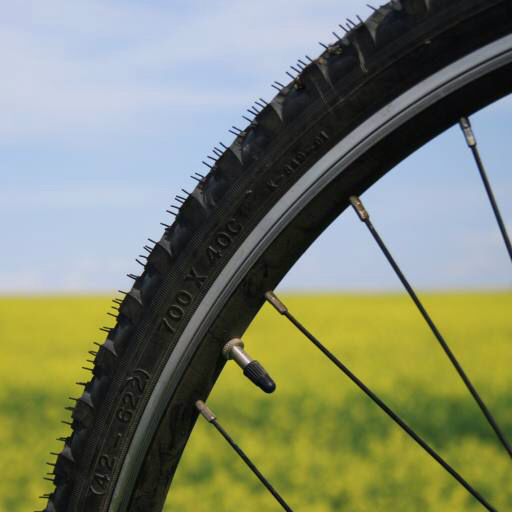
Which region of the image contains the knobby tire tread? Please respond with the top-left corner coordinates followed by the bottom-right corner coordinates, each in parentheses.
top-left (42, 1), bottom-right (512, 510)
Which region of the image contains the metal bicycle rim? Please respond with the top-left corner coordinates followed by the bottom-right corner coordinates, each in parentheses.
top-left (111, 33), bottom-right (512, 511)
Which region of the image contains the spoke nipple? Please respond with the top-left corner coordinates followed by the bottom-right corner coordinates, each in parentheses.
top-left (196, 400), bottom-right (216, 422)
top-left (459, 117), bottom-right (476, 147)
top-left (265, 291), bottom-right (288, 314)
top-left (349, 196), bottom-right (369, 221)
top-left (223, 338), bottom-right (276, 394)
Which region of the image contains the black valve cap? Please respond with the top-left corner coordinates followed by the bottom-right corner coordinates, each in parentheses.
top-left (243, 361), bottom-right (276, 394)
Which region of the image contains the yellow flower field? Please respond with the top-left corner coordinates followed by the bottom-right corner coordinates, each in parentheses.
top-left (0, 292), bottom-right (510, 511)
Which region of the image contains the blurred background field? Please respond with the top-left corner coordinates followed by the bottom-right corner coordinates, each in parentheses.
top-left (0, 291), bottom-right (510, 511)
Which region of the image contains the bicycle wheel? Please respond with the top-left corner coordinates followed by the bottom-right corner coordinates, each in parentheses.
top-left (42, 1), bottom-right (512, 510)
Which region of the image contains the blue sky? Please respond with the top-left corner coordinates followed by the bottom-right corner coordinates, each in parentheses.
top-left (0, 0), bottom-right (510, 293)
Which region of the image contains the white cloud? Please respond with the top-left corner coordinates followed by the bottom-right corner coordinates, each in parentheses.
top-left (0, 256), bottom-right (131, 293)
top-left (0, 182), bottom-right (168, 209)
top-left (0, 1), bottom-right (369, 138)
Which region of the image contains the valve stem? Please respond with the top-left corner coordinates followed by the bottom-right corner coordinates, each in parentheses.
top-left (223, 339), bottom-right (276, 394)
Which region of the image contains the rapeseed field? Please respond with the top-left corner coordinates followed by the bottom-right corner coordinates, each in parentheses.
top-left (0, 292), bottom-right (510, 511)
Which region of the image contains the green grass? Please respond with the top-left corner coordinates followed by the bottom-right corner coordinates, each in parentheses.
top-left (0, 292), bottom-right (510, 511)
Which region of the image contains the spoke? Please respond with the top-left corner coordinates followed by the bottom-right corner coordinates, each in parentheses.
top-left (349, 195), bottom-right (512, 460)
top-left (459, 117), bottom-right (512, 261)
top-left (265, 292), bottom-right (496, 512)
top-left (196, 400), bottom-right (293, 512)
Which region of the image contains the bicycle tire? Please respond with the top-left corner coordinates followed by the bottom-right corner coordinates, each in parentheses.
top-left (43, 1), bottom-right (512, 510)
